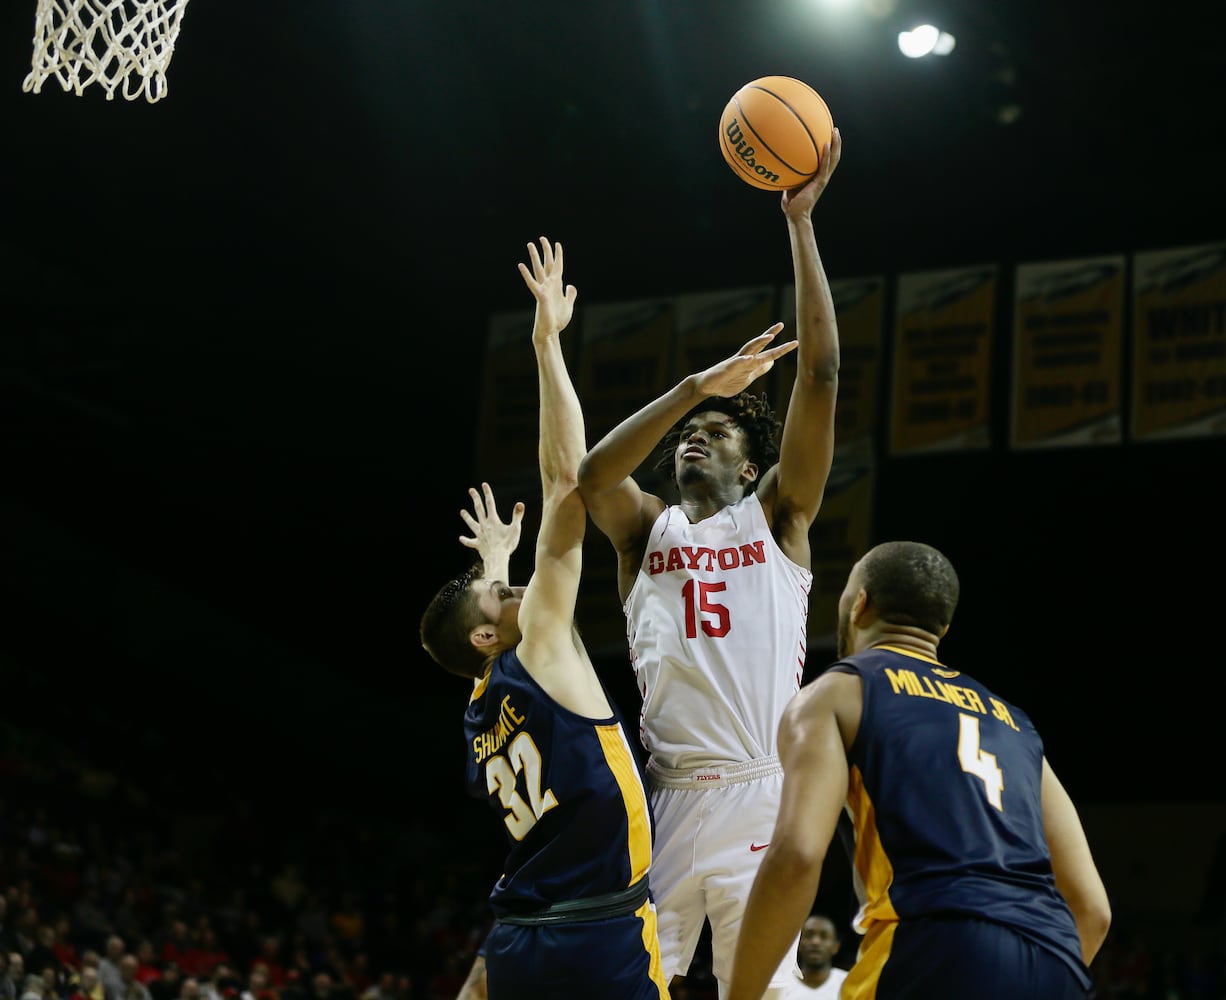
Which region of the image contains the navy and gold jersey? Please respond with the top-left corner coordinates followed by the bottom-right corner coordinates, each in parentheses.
top-left (464, 647), bottom-right (655, 915)
top-left (828, 645), bottom-right (1090, 992)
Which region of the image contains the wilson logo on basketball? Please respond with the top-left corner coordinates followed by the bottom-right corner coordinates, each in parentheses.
top-left (723, 118), bottom-right (782, 184)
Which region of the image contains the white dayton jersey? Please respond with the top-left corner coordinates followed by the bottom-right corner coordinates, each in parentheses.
top-left (624, 491), bottom-right (813, 769)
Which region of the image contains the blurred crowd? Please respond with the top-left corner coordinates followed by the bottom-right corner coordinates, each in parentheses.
top-left (0, 724), bottom-right (496, 1000)
top-left (0, 724), bottom-right (1221, 1000)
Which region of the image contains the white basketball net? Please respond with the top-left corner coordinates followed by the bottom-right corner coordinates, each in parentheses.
top-left (23, 0), bottom-right (192, 103)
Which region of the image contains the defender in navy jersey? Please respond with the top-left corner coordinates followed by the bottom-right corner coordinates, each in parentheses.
top-left (728, 541), bottom-right (1111, 1000)
top-left (420, 238), bottom-right (669, 1000)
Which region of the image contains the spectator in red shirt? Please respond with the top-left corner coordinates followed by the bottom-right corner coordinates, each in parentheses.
top-left (51, 919), bottom-right (79, 974)
top-left (131, 945), bottom-right (159, 988)
top-left (247, 942), bottom-right (282, 990)
top-left (158, 926), bottom-right (190, 977)
top-left (182, 934), bottom-right (228, 983)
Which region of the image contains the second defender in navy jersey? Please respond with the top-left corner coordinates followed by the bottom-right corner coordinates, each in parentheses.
top-left (420, 238), bottom-right (669, 1000)
top-left (727, 541), bottom-right (1111, 1000)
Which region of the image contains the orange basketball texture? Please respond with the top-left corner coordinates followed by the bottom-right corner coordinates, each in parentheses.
top-left (719, 76), bottom-right (834, 191)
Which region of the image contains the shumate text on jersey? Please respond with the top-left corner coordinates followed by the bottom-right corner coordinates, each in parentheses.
top-left (624, 492), bottom-right (813, 769)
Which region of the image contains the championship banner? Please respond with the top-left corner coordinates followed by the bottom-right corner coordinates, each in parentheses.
top-left (889, 265), bottom-right (997, 455)
top-left (475, 309), bottom-right (558, 482)
top-left (806, 438), bottom-right (875, 663)
top-left (1131, 242), bottom-right (1226, 441)
top-left (773, 276), bottom-right (887, 446)
top-left (1011, 256), bottom-right (1125, 449)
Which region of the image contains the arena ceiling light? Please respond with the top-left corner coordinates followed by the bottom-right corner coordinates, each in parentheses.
top-left (898, 23), bottom-right (956, 57)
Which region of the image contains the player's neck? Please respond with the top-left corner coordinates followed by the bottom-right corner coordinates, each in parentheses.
top-left (678, 485), bottom-right (743, 522)
top-left (866, 626), bottom-right (939, 660)
top-left (800, 965), bottom-right (833, 986)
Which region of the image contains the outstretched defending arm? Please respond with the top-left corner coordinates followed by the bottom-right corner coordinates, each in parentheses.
top-left (515, 237), bottom-right (586, 654)
top-left (522, 237), bottom-right (582, 498)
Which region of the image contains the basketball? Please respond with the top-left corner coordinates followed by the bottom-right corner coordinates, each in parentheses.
top-left (718, 76), bottom-right (834, 191)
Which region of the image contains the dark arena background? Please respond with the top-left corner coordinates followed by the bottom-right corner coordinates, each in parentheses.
top-left (3, 1), bottom-right (1224, 997)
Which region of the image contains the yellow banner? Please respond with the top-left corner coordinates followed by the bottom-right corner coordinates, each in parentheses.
top-left (890, 266), bottom-right (996, 455)
top-left (1011, 256), bottom-right (1125, 448)
top-left (773, 276), bottom-right (886, 447)
top-left (1131, 243), bottom-right (1226, 441)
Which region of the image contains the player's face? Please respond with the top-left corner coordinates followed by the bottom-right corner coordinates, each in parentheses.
top-left (797, 917), bottom-right (840, 968)
top-left (475, 579), bottom-right (526, 645)
top-left (674, 411), bottom-right (750, 490)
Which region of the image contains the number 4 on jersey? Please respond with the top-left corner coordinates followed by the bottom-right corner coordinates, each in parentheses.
top-left (957, 712), bottom-right (1004, 810)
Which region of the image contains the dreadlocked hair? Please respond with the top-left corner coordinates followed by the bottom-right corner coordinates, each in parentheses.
top-left (419, 561), bottom-right (490, 679)
top-left (654, 390), bottom-right (781, 494)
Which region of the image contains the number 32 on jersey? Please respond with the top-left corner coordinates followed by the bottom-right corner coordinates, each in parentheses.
top-left (485, 732), bottom-right (558, 839)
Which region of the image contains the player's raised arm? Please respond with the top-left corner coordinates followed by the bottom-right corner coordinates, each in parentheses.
top-left (515, 237), bottom-right (586, 654)
top-left (762, 128), bottom-right (843, 551)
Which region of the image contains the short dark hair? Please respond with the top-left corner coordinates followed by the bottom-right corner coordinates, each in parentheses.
top-left (861, 541), bottom-right (959, 635)
top-left (654, 390), bottom-right (781, 494)
top-left (419, 562), bottom-right (489, 678)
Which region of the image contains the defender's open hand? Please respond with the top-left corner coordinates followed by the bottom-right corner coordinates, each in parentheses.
top-left (459, 482), bottom-right (525, 563)
top-left (518, 236), bottom-right (577, 338)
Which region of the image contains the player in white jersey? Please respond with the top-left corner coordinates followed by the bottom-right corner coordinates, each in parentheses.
top-left (577, 129), bottom-right (843, 999)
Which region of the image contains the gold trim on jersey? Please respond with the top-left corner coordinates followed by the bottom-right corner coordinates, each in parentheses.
top-left (636, 900), bottom-right (671, 998)
top-left (597, 723), bottom-right (654, 883)
top-left (848, 763), bottom-right (898, 930)
top-left (872, 643), bottom-right (947, 669)
top-left (842, 920), bottom-right (898, 1000)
